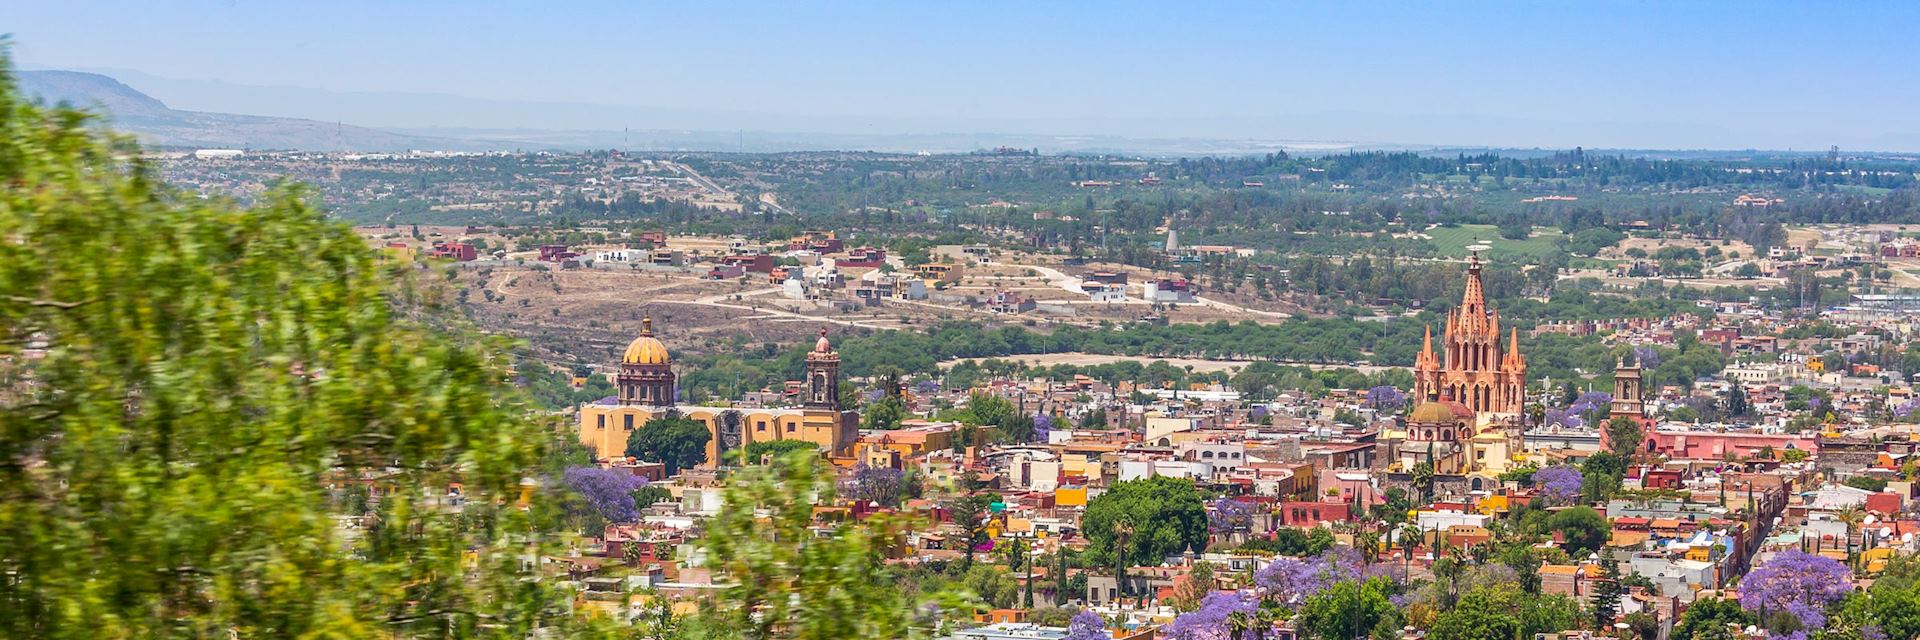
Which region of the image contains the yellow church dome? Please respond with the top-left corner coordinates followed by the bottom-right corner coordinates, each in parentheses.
top-left (622, 317), bottom-right (671, 365)
top-left (1408, 399), bottom-right (1471, 423)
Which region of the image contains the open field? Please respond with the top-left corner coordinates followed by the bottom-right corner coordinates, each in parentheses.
top-left (1598, 236), bottom-right (1756, 261)
top-left (1424, 224), bottom-right (1566, 260)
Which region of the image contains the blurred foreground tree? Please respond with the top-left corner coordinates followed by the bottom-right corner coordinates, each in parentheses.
top-left (0, 54), bottom-right (614, 638)
top-left (698, 451), bottom-right (976, 639)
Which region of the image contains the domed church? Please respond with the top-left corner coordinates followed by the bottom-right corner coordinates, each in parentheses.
top-left (577, 318), bottom-right (858, 468)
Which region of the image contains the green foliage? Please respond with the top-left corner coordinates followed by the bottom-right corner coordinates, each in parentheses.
top-left (1592, 548), bottom-right (1623, 627)
top-left (1430, 585), bottom-right (1523, 640)
top-left (862, 395), bottom-right (908, 430)
top-left (0, 60), bottom-right (608, 637)
top-left (1581, 451), bottom-right (1629, 502)
top-left (743, 439), bottom-right (819, 463)
top-left (1670, 597), bottom-right (1754, 640)
top-left (1842, 476), bottom-right (1888, 492)
top-left (699, 452), bottom-right (970, 639)
top-left (1606, 416), bottom-right (1646, 457)
top-left (1549, 506), bottom-right (1611, 558)
top-left (1567, 227), bottom-right (1626, 256)
top-left (626, 412), bottom-right (712, 474)
top-left (1296, 577), bottom-right (1401, 640)
top-left (1081, 477), bottom-right (1208, 565)
top-left (1831, 569), bottom-right (1920, 640)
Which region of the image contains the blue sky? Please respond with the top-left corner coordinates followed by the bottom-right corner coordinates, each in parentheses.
top-left (8, 1), bottom-right (1919, 149)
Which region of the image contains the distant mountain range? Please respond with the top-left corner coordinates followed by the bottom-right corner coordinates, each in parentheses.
top-left (20, 69), bottom-right (1914, 156)
top-left (15, 69), bottom-right (1406, 155)
top-left (16, 70), bottom-right (486, 151)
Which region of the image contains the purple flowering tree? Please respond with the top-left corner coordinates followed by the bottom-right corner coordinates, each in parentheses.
top-left (1533, 466), bottom-right (1583, 504)
top-left (1738, 550), bottom-right (1853, 636)
top-left (1366, 385), bottom-right (1407, 411)
top-left (1633, 346), bottom-right (1662, 370)
top-left (1063, 610), bottom-right (1109, 640)
top-left (841, 464), bottom-right (906, 508)
top-left (1570, 391), bottom-right (1613, 422)
top-left (563, 466), bottom-right (650, 523)
top-left (1208, 498), bottom-right (1254, 534)
top-left (1163, 591), bottom-right (1264, 640)
top-left (1033, 412), bottom-right (1055, 443)
top-left (1544, 407), bottom-right (1585, 429)
top-left (1254, 547), bottom-right (1368, 603)
top-left (914, 379), bottom-right (941, 395)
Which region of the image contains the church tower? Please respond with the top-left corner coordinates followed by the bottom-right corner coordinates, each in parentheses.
top-left (1611, 353), bottom-right (1645, 419)
top-left (805, 328), bottom-right (841, 411)
top-left (617, 317), bottom-right (677, 406)
top-left (1414, 251), bottom-right (1528, 418)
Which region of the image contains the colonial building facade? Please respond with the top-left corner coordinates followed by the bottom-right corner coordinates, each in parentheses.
top-left (579, 322), bottom-right (858, 467)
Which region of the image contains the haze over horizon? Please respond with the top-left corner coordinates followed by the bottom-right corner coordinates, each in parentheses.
top-left (9, 1), bottom-right (1920, 151)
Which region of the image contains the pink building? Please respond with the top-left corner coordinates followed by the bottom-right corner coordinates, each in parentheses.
top-left (1644, 429), bottom-right (1816, 460)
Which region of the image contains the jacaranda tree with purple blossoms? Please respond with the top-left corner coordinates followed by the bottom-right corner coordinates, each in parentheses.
top-left (1737, 550), bottom-right (1853, 638)
top-left (1163, 591), bottom-right (1266, 640)
top-left (842, 463), bottom-right (907, 508)
top-left (1567, 391), bottom-right (1613, 427)
top-left (564, 466), bottom-right (651, 523)
top-left (1033, 412), bottom-right (1055, 443)
top-left (1209, 497), bottom-right (1255, 535)
top-left (1366, 385), bottom-right (1408, 411)
top-left (1063, 610), bottom-right (1110, 640)
top-left (1533, 466), bottom-right (1583, 505)
top-left (1254, 547), bottom-right (1381, 604)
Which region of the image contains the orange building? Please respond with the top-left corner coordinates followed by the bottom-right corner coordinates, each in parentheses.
top-left (1413, 252), bottom-right (1527, 419)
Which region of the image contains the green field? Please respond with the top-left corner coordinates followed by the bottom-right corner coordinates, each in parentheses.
top-left (1425, 224), bottom-right (1568, 261)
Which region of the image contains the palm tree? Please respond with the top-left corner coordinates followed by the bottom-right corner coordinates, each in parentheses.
top-left (1356, 530), bottom-right (1381, 568)
top-left (1836, 506), bottom-right (1865, 568)
top-left (1113, 520), bottom-right (1134, 600)
top-left (1398, 523), bottom-right (1424, 577)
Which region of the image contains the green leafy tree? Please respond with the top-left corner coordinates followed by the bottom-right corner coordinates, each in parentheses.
top-left (1295, 577), bottom-right (1401, 640)
top-left (625, 411), bottom-right (712, 475)
top-left (1591, 548), bottom-right (1623, 628)
top-left (1726, 382), bottom-right (1750, 417)
top-left (743, 438), bottom-right (818, 463)
top-left (1081, 476), bottom-right (1208, 566)
top-left (1517, 591), bottom-right (1583, 638)
top-left (1670, 597), bottom-right (1754, 640)
top-left (1430, 586), bottom-right (1523, 640)
top-left (862, 395), bottom-right (908, 430)
top-left (1606, 416), bottom-right (1645, 458)
top-left (0, 60), bottom-right (609, 637)
top-left (1549, 506), bottom-right (1611, 558)
top-left (947, 493), bottom-right (996, 571)
top-left (1169, 560), bottom-right (1216, 612)
top-left (700, 451), bottom-right (971, 639)
top-left (1581, 451), bottom-right (1629, 502)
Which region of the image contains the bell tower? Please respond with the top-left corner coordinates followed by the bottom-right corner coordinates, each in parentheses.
top-left (1611, 353), bottom-right (1645, 419)
top-left (805, 328), bottom-right (841, 411)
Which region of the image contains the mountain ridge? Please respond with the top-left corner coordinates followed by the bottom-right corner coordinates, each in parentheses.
top-left (16, 70), bottom-right (487, 152)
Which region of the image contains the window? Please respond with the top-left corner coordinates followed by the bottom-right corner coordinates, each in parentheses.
top-left (624, 415), bottom-right (634, 430)
top-left (757, 421), bottom-right (767, 433)
top-left (597, 415), bottom-right (605, 429)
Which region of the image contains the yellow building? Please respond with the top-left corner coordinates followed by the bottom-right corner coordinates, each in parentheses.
top-left (1397, 394), bottom-right (1521, 493)
top-left (578, 323), bottom-right (857, 468)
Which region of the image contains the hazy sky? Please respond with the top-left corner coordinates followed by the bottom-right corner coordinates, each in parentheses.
top-left (8, 1), bottom-right (1920, 149)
